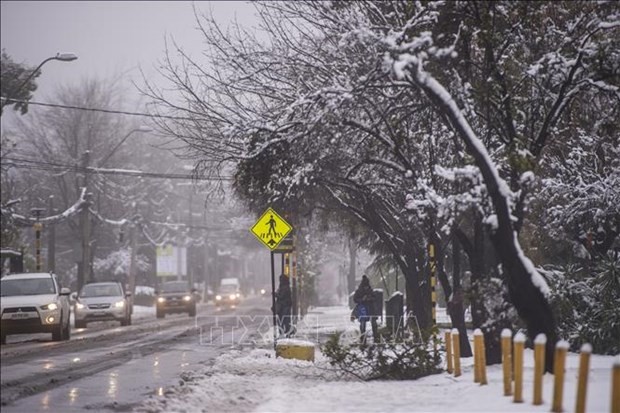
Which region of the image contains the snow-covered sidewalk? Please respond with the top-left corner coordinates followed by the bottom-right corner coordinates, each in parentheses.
top-left (136, 306), bottom-right (618, 413)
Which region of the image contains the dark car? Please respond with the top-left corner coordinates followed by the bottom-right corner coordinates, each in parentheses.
top-left (155, 281), bottom-right (197, 318)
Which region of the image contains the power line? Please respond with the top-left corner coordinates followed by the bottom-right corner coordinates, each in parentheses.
top-left (0, 97), bottom-right (196, 121)
top-left (3, 156), bottom-right (233, 181)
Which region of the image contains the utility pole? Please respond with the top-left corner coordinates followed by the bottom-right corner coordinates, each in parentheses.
top-left (77, 150), bottom-right (91, 292)
top-left (31, 208), bottom-right (45, 271)
top-left (79, 192), bottom-right (92, 290)
top-left (47, 196), bottom-right (56, 273)
top-left (128, 202), bottom-right (139, 312)
top-left (188, 187), bottom-right (194, 287)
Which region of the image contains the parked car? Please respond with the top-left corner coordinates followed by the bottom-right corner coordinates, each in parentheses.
top-left (74, 282), bottom-right (132, 328)
top-left (215, 278), bottom-right (242, 308)
top-left (155, 281), bottom-right (197, 318)
top-left (0, 272), bottom-right (71, 344)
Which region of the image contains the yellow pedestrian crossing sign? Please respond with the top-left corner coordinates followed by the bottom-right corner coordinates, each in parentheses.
top-left (250, 207), bottom-right (293, 250)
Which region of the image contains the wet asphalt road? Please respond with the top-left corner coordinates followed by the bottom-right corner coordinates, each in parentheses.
top-left (0, 296), bottom-right (273, 412)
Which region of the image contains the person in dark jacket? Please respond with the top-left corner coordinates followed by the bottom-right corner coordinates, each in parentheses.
top-left (275, 274), bottom-right (292, 337)
top-left (353, 275), bottom-right (378, 345)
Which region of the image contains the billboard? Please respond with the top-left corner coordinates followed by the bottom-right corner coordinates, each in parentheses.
top-left (156, 245), bottom-right (187, 277)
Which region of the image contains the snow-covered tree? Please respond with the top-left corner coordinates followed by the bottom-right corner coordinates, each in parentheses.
top-left (145, 1), bottom-right (619, 371)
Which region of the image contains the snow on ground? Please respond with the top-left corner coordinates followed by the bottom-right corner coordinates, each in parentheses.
top-left (136, 306), bottom-right (617, 413)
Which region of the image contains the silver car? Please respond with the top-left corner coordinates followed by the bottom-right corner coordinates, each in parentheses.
top-left (74, 282), bottom-right (131, 328)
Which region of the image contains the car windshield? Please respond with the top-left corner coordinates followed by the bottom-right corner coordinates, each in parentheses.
top-left (80, 284), bottom-right (122, 298)
top-left (219, 284), bottom-right (238, 294)
top-left (161, 282), bottom-right (188, 293)
top-left (0, 278), bottom-right (56, 296)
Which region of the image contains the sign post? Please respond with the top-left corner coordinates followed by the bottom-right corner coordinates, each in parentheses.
top-left (250, 207), bottom-right (293, 349)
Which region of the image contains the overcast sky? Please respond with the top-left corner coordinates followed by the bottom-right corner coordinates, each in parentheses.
top-left (1, 1), bottom-right (258, 109)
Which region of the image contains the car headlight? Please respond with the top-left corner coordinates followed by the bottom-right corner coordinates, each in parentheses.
top-left (229, 294), bottom-right (236, 300)
top-left (114, 301), bottom-right (125, 308)
top-left (215, 295), bottom-right (222, 301)
top-left (260, 289), bottom-right (266, 295)
top-left (183, 295), bottom-right (192, 302)
top-left (41, 302), bottom-right (58, 311)
top-left (157, 297), bottom-right (166, 303)
top-left (75, 302), bottom-right (85, 310)
top-left (236, 293), bottom-right (241, 298)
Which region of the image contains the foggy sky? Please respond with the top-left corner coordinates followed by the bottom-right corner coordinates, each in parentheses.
top-left (0, 1), bottom-right (257, 107)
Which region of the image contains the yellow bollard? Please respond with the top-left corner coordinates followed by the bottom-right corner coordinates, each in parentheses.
top-left (513, 332), bottom-right (525, 403)
top-left (533, 333), bottom-right (547, 405)
top-left (445, 331), bottom-right (453, 374)
top-left (551, 340), bottom-right (569, 412)
top-left (501, 329), bottom-right (513, 396)
top-left (275, 339), bottom-right (315, 362)
top-left (612, 358), bottom-right (620, 413)
top-left (452, 328), bottom-right (461, 377)
top-left (575, 344), bottom-right (592, 413)
top-left (480, 331), bottom-right (487, 385)
top-left (474, 329), bottom-right (482, 383)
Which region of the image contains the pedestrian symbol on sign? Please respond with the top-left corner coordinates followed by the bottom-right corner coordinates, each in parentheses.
top-left (250, 208), bottom-right (292, 250)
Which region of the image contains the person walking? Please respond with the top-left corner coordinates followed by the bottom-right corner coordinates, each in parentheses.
top-left (353, 275), bottom-right (378, 345)
top-left (275, 274), bottom-right (292, 338)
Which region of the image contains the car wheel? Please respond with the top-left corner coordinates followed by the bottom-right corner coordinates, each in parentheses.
top-left (1, 333), bottom-right (6, 345)
top-left (75, 320), bottom-right (87, 329)
top-left (156, 309), bottom-right (165, 319)
top-left (189, 306), bottom-right (196, 317)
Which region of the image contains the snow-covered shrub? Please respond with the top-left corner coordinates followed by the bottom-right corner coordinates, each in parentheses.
top-left (134, 285), bottom-right (156, 306)
top-left (321, 332), bottom-right (441, 381)
top-left (543, 254), bottom-right (620, 355)
top-left (93, 248), bottom-right (150, 280)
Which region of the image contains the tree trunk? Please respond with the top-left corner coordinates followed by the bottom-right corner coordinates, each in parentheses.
top-left (412, 72), bottom-right (558, 372)
top-left (347, 234), bottom-right (357, 308)
top-left (447, 236), bottom-right (472, 357)
top-left (403, 254), bottom-right (432, 333)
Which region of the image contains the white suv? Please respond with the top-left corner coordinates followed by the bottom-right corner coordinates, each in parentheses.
top-left (74, 282), bottom-right (131, 328)
top-left (0, 272), bottom-right (71, 345)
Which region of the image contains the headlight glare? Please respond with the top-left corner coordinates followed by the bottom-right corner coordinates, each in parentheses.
top-left (41, 302), bottom-right (58, 311)
top-left (76, 302), bottom-right (85, 309)
top-left (157, 297), bottom-right (166, 303)
top-left (183, 295), bottom-right (192, 301)
top-left (215, 295), bottom-right (222, 301)
top-left (114, 300), bottom-right (125, 308)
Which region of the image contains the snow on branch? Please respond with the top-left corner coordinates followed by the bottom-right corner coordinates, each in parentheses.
top-left (0, 188), bottom-right (89, 227)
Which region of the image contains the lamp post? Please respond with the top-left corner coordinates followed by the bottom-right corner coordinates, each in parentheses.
top-left (1, 52), bottom-right (78, 110)
top-left (98, 126), bottom-right (153, 167)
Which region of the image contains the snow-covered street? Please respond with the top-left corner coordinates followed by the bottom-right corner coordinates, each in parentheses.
top-left (2, 1), bottom-right (619, 412)
top-left (136, 306), bottom-right (617, 413)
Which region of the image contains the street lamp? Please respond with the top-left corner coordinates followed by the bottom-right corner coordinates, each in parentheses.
top-left (98, 126), bottom-right (153, 167)
top-left (1, 52), bottom-right (78, 110)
